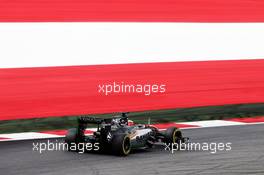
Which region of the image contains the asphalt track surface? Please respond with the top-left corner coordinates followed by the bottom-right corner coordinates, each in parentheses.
top-left (0, 124), bottom-right (263, 175)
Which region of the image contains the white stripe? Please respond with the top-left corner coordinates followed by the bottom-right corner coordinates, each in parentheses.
top-left (0, 23), bottom-right (264, 68)
top-left (0, 129), bottom-right (96, 141)
top-left (0, 132), bottom-right (62, 141)
top-left (181, 120), bottom-right (246, 128)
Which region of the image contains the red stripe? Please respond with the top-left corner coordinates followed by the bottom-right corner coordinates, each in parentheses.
top-left (0, 0), bottom-right (264, 22)
top-left (84, 130), bottom-right (94, 135)
top-left (40, 130), bottom-right (67, 136)
top-left (0, 137), bottom-right (9, 140)
top-left (40, 129), bottom-right (94, 135)
top-left (151, 123), bottom-right (198, 129)
top-left (225, 116), bottom-right (264, 123)
top-left (0, 59), bottom-right (264, 120)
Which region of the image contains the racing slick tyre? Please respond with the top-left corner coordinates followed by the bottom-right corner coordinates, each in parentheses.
top-left (112, 134), bottom-right (131, 156)
top-left (164, 127), bottom-right (182, 144)
top-left (65, 128), bottom-right (78, 151)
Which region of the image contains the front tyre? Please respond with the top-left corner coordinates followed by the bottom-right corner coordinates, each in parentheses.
top-left (164, 127), bottom-right (182, 144)
top-left (112, 134), bottom-right (131, 156)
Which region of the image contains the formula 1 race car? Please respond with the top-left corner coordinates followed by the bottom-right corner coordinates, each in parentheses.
top-left (65, 113), bottom-right (188, 156)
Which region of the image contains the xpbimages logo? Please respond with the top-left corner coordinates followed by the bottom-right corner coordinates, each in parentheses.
top-left (32, 140), bottom-right (99, 154)
top-left (98, 82), bottom-right (166, 96)
top-left (164, 141), bottom-right (232, 154)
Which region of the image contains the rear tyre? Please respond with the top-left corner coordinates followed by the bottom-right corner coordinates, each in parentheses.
top-left (112, 134), bottom-right (131, 156)
top-left (65, 128), bottom-right (78, 151)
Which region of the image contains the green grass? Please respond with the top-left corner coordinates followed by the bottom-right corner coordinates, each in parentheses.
top-left (1, 103), bottom-right (264, 134)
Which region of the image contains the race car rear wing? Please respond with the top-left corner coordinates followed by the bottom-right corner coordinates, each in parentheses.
top-left (78, 113), bottom-right (129, 124)
top-left (78, 116), bottom-right (105, 124)
top-left (77, 113), bottom-right (129, 131)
